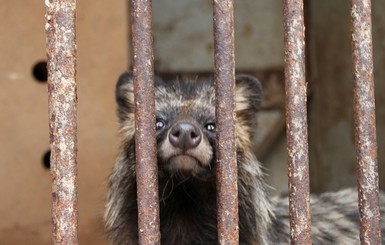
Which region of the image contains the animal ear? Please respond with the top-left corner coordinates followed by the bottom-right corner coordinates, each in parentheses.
top-left (234, 74), bottom-right (263, 148)
top-left (234, 74), bottom-right (263, 119)
top-left (116, 71), bottom-right (135, 123)
top-left (115, 71), bottom-right (166, 123)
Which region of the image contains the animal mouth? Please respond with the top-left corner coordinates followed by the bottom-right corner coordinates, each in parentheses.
top-left (166, 154), bottom-right (205, 173)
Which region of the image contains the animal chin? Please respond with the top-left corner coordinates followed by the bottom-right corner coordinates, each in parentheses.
top-left (167, 154), bottom-right (202, 173)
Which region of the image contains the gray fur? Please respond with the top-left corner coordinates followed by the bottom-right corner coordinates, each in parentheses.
top-left (105, 71), bottom-right (385, 244)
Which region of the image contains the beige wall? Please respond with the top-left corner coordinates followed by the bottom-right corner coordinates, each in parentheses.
top-left (0, 0), bottom-right (127, 244)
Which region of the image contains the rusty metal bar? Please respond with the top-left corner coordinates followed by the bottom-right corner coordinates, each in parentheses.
top-left (350, 1), bottom-right (381, 244)
top-left (44, 0), bottom-right (78, 244)
top-left (130, 0), bottom-right (161, 244)
top-left (212, 0), bottom-right (238, 244)
top-left (283, 0), bottom-right (312, 244)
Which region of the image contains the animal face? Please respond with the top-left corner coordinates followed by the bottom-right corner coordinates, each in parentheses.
top-left (115, 72), bottom-right (262, 179)
top-left (106, 72), bottom-right (268, 245)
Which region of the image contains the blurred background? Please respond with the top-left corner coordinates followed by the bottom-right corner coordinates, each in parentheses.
top-left (1, 0), bottom-right (384, 244)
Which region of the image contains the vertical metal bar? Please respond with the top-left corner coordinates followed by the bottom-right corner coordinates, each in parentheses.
top-left (44, 0), bottom-right (78, 244)
top-left (130, 0), bottom-right (160, 244)
top-left (212, 1), bottom-right (238, 244)
top-left (283, 0), bottom-right (312, 244)
top-left (351, 1), bottom-right (381, 244)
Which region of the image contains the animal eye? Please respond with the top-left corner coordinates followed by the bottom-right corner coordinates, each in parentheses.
top-left (205, 123), bottom-right (215, 132)
top-left (156, 119), bottom-right (166, 130)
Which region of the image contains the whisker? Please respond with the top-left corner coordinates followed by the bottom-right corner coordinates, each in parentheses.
top-left (161, 174), bottom-right (174, 205)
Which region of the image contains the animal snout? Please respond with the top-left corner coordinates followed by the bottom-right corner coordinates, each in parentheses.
top-left (169, 122), bottom-right (202, 151)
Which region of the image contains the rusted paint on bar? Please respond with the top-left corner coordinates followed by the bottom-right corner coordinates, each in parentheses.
top-left (283, 0), bottom-right (312, 244)
top-left (212, 0), bottom-right (239, 244)
top-left (44, 0), bottom-right (78, 244)
top-left (130, 0), bottom-right (161, 244)
top-left (351, 1), bottom-right (381, 244)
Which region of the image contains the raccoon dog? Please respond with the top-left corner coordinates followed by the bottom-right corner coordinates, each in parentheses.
top-left (105, 71), bottom-right (385, 244)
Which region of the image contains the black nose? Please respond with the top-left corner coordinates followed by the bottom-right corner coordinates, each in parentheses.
top-left (169, 122), bottom-right (202, 151)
